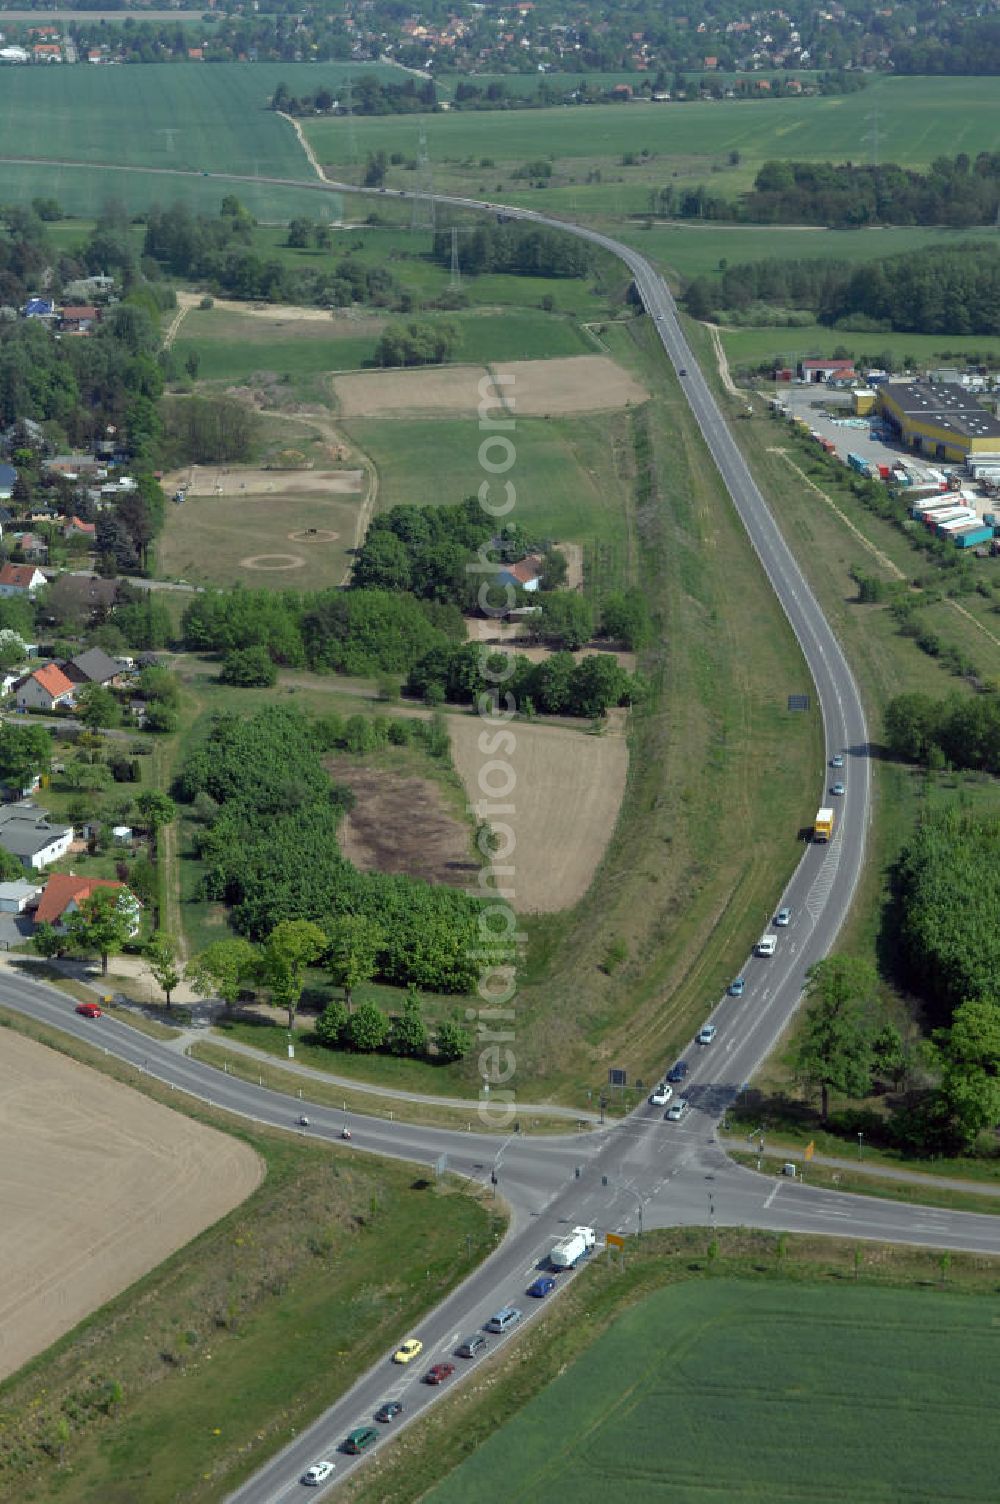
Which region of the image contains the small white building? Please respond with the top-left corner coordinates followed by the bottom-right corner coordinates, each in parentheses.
top-left (0, 879), bottom-right (41, 913)
top-left (112, 824), bottom-right (133, 845)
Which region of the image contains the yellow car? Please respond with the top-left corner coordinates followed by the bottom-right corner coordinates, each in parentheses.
top-left (393, 1338), bottom-right (423, 1365)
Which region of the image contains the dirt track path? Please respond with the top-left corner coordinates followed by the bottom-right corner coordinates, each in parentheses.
top-left (163, 290), bottom-right (199, 349)
top-left (278, 111), bottom-right (328, 183)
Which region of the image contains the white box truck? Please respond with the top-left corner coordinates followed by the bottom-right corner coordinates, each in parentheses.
top-left (550, 1226), bottom-right (596, 1269)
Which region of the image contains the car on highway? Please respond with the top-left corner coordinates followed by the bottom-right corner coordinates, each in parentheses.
top-left (392, 1338), bottom-right (423, 1365)
top-left (485, 1305), bottom-right (522, 1334)
top-left (648, 1082), bottom-right (673, 1106)
top-left (76, 1002), bottom-right (102, 1018)
top-left (528, 1275), bottom-right (556, 1298)
top-left (775, 907), bottom-right (791, 926)
top-left (830, 753), bottom-right (845, 768)
top-left (727, 977), bottom-right (745, 997)
top-left (343, 1427), bottom-right (378, 1455)
top-left (374, 1400), bottom-right (403, 1423)
top-left (830, 781), bottom-right (846, 796)
top-left (302, 1460), bottom-right (335, 1485)
top-left (424, 1363), bottom-right (455, 1385)
top-left (456, 1334), bottom-right (487, 1358)
top-left (696, 1024), bottom-right (717, 1046)
top-left (756, 934), bottom-right (777, 957)
top-left (666, 1060), bottom-right (689, 1084)
top-left (679, 367), bottom-right (687, 375)
top-left (665, 1097), bottom-right (690, 1121)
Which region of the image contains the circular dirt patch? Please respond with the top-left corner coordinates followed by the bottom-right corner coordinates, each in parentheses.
top-left (288, 528), bottom-right (340, 543)
top-left (240, 553), bottom-right (306, 571)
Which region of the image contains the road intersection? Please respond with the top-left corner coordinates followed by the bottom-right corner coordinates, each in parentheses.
top-left (1, 162), bottom-right (996, 1498)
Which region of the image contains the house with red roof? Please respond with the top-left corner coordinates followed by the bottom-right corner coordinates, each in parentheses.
top-left (496, 553), bottom-right (545, 593)
top-left (15, 662), bottom-right (76, 712)
top-left (34, 872), bottom-right (140, 932)
top-left (0, 563), bottom-right (46, 597)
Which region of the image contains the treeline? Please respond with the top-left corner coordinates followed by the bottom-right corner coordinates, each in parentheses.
top-left (685, 242), bottom-right (1000, 336)
top-left (143, 198), bottom-right (396, 309)
top-left (270, 75), bottom-right (436, 116)
top-left (893, 18), bottom-right (1000, 76)
top-left (352, 497), bottom-right (532, 606)
top-left (407, 642), bottom-right (641, 718)
top-left (375, 319), bottom-right (458, 367)
top-left (181, 586), bottom-right (466, 677)
top-left (177, 705), bottom-right (487, 994)
top-left (885, 691), bottom-right (1000, 775)
top-left (656, 152), bottom-right (1000, 229)
top-left (431, 222), bottom-right (592, 280)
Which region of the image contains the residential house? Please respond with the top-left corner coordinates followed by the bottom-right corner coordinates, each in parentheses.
top-left (496, 552), bottom-right (545, 593)
top-left (58, 305), bottom-right (99, 334)
top-left (0, 804), bottom-right (73, 871)
top-left (62, 646), bottom-right (125, 689)
top-left (8, 532), bottom-right (48, 564)
top-left (62, 515), bottom-right (96, 542)
top-left (41, 573), bottom-right (117, 628)
top-left (15, 662), bottom-right (75, 711)
top-left (0, 562), bottom-right (46, 597)
top-left (32, 42), bottom-right (61, 61)
top-left (33, 872), bottom-right (140, 932)
top-left (23, 297), bottom-right (55, 320)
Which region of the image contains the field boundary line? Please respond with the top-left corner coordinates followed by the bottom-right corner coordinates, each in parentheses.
top-left (767, 447), bottom-right (905, 578)
top-left (277, 111), bottom-right (328, 183)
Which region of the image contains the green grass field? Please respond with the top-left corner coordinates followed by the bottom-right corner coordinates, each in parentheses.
top-left (621, 222), bottom-right (998, 287)
top-left (720, 322), bottom-right (1000, 371)
top-left (425, 1279), bottom-right (1000, 1504)
top-left (344, 412), bottom-right (628, 545)
top-left (303, 76), bottom-right (1000, 212)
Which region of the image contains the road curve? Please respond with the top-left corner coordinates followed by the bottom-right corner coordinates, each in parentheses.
top-left (2, 159), bottom-right (996, 1504)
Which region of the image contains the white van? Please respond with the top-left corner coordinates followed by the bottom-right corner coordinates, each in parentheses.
top-left (485, 1306), bottom-right (522, 1334)
top-left (756, 934), bottom-right (777, 957)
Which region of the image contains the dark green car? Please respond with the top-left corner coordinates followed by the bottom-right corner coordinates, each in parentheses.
top-left (344, 1427), bottom-right (378, 1455)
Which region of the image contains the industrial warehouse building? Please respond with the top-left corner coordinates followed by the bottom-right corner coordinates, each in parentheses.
top-left (877, 380), bottom-right (1000, 465)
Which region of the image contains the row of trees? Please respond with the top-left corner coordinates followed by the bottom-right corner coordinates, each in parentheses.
top-left (182, 586), bottom-right (466, 678)
top-left (176, 706), bottom-right (491, 992)
top-left (686, 241), bottom-right (1000, 336)
top-left (660, 152), bottom-right (1000, 230)
top-left (431, 223), bottom-right (592, 280)
top-left (793, 954), bottom-right (999, 1155)
top-left (270, 75), bottom-right (437, 117)
top-left (885, 691), bottom-right (1000, 774)
top-left (407, 642), bottom-right (642, 718)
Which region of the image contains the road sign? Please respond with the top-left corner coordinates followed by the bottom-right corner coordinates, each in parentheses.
top-left (804, 1141), bottom-right (815, 1161)
top-left (605, 1232), bottom-right (626, 1250)
top-left (434, 1153), bottom-right (448, 1179)
top-left (608, 1068), bottom-right (626, 1087)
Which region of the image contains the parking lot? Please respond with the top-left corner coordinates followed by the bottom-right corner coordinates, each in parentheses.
top-left (776, 385), bottom-right (951, 480)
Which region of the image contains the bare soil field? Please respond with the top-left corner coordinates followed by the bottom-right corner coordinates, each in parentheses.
top-left (0, 1029), bottom-right (261, 1380)
top-left (332, 355), bottom-right (647, 419)
top-left (447, 716), bottom-right (628, 913)
top-left (329, 758), bottom-right (478, 888)
top-left (173, 291), bottom-right (386, 342)
top-left (161, 465), bottom-right (362, 497)
top-left (157, 485), bottom-right (364, 590)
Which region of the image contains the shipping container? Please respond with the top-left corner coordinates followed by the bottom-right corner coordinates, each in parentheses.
top-left (952, 525), bottom-right (994, 549)
top-left (847, 452), bottom-right (869, 473)
top-left (937, 513), bottom-right (980, 536)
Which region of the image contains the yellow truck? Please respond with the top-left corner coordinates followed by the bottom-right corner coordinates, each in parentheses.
top-left (814, 807), bottom-right (834, 843)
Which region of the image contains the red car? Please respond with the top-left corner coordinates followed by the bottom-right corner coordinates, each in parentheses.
top-left (76, 1002), bottom-right (103, 1018)
top-left (424, 1363), bottom-right (455, 1386)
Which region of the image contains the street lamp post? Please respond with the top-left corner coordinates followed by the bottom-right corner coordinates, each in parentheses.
top-left (857, 1131), bottom-right (863, 1161)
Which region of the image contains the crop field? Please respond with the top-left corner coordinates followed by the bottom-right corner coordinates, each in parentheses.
top-left (0, 1028), bottom-right (261, 1382)
top-left (303, 76), bottom-right (1000, 209)
top-left (333, 355), bottom-right (647, 418)
top-left (343, 410), bottom-right (633, 548)
top-left (426, 1278), bottom-right (1000, 1504)
top-left (448, 713), bottom-right (629, 914)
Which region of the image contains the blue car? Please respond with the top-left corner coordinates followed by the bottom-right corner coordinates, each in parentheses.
top-left (528, 1276), bottom-right (556, 1298)
top-left (666, 1061), bottom-right (689, 1084)
top-left (728, 977), bottom-right (746, 997)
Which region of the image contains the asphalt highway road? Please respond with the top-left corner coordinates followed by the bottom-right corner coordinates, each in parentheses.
top-left (2, 158), bottom-right (997, 1500)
